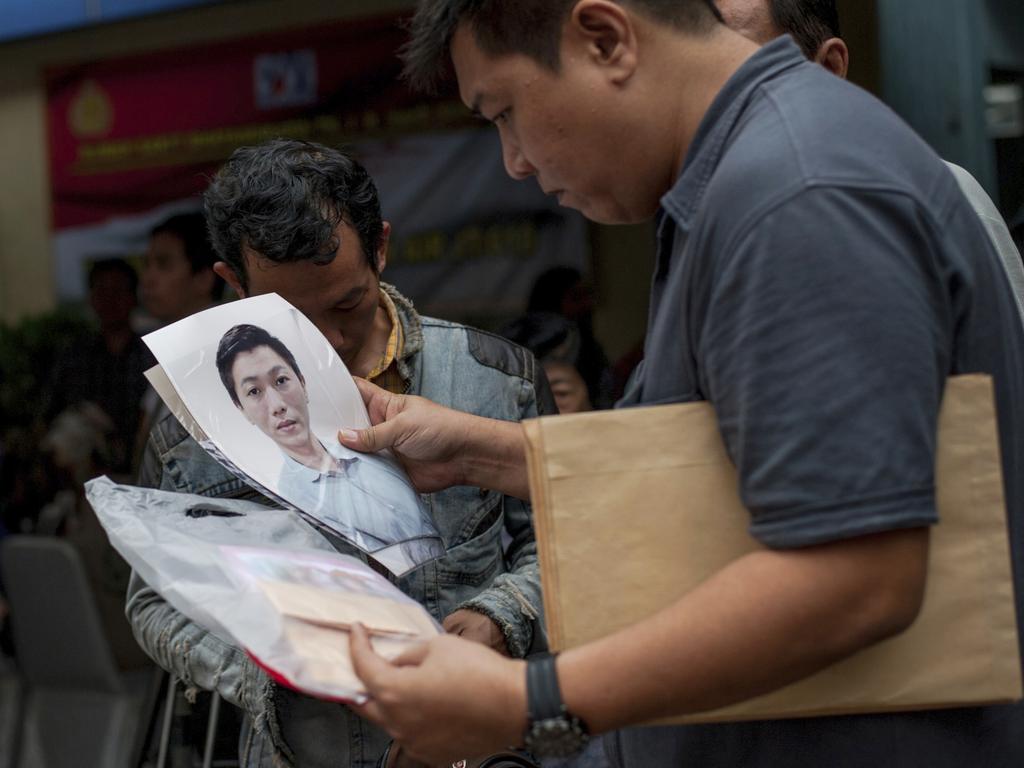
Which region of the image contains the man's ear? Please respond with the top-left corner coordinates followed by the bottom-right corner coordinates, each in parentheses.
top-left (213, 261), bottom-right (247, 298)
top-left (815, 37), bottom-right (849, 79)
top-left (375, 221), bottom-right (391, 274)
top-left (569, 0), bottom-right (638, 85)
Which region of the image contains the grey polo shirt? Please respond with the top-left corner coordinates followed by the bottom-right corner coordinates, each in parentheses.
top-left (614, 36), bottom-right (1024, 767)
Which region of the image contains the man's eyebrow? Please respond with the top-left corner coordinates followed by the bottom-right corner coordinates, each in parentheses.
top-left (239, 365), bottom-right (288, 387)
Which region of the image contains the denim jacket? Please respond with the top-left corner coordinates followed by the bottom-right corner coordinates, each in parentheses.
top-left (126, 284), bottom-right (556, 767)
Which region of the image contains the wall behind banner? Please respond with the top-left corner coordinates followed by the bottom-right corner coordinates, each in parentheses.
top-left (0, 0), bottom-right (654, 361)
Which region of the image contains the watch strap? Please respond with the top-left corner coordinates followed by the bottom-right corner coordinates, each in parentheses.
top-left (526, 653), bottom-right (564, 722)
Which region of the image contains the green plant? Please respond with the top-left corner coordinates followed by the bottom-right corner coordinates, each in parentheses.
top-left (0, 306), bottom-right (94, 431)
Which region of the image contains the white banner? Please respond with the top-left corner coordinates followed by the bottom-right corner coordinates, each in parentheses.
top-left (52, 128), bottom-right (587, 324)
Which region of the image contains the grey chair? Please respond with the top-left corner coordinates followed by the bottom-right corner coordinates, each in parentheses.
top-left (0, 535), bottom-right (160, 768)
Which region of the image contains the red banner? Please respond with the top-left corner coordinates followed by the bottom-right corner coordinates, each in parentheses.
top-left (47, 13), bottom-right (471, 230)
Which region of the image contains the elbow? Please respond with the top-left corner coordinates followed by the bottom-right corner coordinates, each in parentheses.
top-left (817, 574), bottom-right (926, 665)
top-left (802, 527), bottom-right (931, 660)
top-left (859, 573), bottom-right (926, 646)
top-left (845, 531), bottom-right (929, 651)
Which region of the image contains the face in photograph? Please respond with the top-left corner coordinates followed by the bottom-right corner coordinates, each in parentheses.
top-left (216, 324), bottom-right (316, 458)
top-left (231, 346), bottom-right (312, 453)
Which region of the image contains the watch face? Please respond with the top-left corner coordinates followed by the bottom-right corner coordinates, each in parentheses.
top-left (525, 717), bottom-right (589, 758)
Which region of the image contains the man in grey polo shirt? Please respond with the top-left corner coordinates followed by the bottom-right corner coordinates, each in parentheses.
top-left (336, 2), bottom-right (1024, 767)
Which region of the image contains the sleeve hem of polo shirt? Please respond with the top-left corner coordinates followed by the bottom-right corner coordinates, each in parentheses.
top-left (749, 488), bottom-right (938, 549)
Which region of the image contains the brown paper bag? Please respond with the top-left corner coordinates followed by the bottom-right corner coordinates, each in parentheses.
top-left (523, 375), bottom-right (1021, 722)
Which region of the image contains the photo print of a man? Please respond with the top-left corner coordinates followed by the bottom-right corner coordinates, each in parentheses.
top-left (215, 322), bottom-right (441, 563)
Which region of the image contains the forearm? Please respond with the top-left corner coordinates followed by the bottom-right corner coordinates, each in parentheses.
top-left (557, 527), bottom-right (929, 733)
top-left (458, 416), bottom-right (530, 501)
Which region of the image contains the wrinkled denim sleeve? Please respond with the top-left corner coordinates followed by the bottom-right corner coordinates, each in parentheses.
top-left (125, 570), bottom-right (271, 716)
top-left (126, 429), bottom-right (283, 754)
top-left (456, 365), bottom-right (557, 657)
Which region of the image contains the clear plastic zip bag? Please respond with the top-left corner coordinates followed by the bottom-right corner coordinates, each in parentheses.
top-left (86, 475), bottom-right (440, 702)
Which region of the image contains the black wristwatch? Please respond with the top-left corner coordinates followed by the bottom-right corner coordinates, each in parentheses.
top-left (522, 653), bottom-right (589, 757)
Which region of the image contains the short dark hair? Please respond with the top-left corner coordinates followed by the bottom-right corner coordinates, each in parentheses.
top-left (768, 0), bottom-right (840, 59)
top-left (499, 311), bottom-right (582, 368)
top-left (216, 324), bottom-right (304, 408)
top-left (204, 139), bottom-right (384, 290)
top-left (528, 266), bottom-right (583, 314)
top-left (150, 212), bottom-right (225, 301)
top-left (401, 0), bottom-right (723, 93)
top-left (88, 257), bottom-right (138, 295)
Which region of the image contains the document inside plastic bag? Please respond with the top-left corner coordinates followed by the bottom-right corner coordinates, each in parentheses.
top-left (85, 476), bottom-right (442, 702)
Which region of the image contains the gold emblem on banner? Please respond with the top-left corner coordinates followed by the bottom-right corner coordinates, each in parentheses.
top-left (69, 79), bottom-right (113, 138)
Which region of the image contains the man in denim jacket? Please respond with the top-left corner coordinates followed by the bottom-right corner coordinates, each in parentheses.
top-left (126, 139), bottom-right (555, 767)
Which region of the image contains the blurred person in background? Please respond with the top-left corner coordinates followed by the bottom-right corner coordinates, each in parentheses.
top-left (135, 212), bottom-right (225, 469)
top-left (37, 260), bottom-right (152, 670)
top-left (38, 265), bottom-right (149, 666)
top-left (501, 312), bottom-right (593, 414)
top-left (527, 267), bottom-right (613, 408)
top-left (714, 0), bottom-right (1024, 325)
top-left (141, 211), bottom-right (225, 324)
top-left (47, 257), bottom-right (150, 477)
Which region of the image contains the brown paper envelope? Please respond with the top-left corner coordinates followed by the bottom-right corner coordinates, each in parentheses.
top-left (524, 375), bottom-right (1021, 723)
top-left (273, 618), bottom-right (422, 699)
top-left (259, 580), bottom-right (440, 638)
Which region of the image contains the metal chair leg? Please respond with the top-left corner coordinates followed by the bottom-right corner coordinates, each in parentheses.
top-left (155, 677), bottom-right (177, 768)
top-left (202, 691), bottom-right (221, 768)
